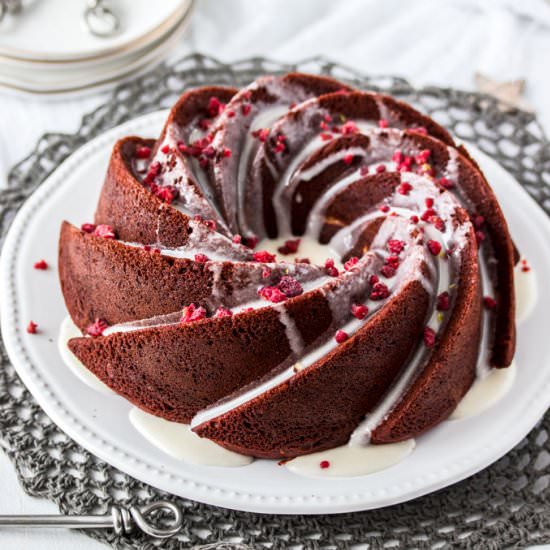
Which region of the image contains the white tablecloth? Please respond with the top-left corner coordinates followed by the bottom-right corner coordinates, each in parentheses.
top-left (1, 1), bottom-right (549, 548)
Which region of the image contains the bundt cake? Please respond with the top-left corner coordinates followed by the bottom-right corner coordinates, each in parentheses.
top-left (58, 72), bottom-right (516, 459)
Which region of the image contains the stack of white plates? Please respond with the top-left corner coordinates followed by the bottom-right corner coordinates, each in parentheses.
top-left (0, 0), bottom-right (194, 94)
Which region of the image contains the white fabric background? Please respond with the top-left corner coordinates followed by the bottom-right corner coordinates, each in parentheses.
top-left (0, 0), bottom-right (549, 548)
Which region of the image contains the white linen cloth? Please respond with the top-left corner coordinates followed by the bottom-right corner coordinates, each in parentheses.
top-left (0, 1), bottom-right (548, 548)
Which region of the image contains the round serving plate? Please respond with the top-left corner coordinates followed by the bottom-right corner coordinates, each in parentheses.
top-left (0, 3), bottom-right (194, 95)
top-left (1, 110), bottom-right (549, 514)
top-left (0, 0), bottom-right (191, 62)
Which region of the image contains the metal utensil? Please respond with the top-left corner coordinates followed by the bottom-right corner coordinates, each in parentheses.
top-left (84, 0), bottom-right (119, 37)
top-left (0, 0), bottom-right (22, 23)
top-left (0, 501), bottom-right (183, 539)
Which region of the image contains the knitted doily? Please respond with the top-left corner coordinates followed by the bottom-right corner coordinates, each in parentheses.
top-left (1, 54), bottom-right (549, 550)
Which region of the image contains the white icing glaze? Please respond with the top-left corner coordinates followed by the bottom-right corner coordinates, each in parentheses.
top-left (274, 304), bottom-right (304, 356)
top-left (515, 259), bottom-right (537, 323)
top-left (286, 439), bottom-right (415, 478)
top-left (58, 316), bottom-right (114, 394)
top-left (256, 234), bottom-right (343, 269)
top-left (129, 407), bottom-right (252, 467)
top-left (450, 361), bottom-right (516, 420)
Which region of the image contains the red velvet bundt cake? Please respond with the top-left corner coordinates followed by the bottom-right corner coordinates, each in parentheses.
top-left (59, 72), bottom-right (516, 459)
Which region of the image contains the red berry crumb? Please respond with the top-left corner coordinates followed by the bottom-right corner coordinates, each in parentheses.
top-left (342, 154), bottom-right (354, 165)
top-left (135, 145), bottom-right (151, 159)
top-left (325, 258), bottom-right (339, 277)
top-left (194, 254), bottom-right (209, 263)
top-left (335, 330), bottom-right (349, 344)
top-left (423, 327), bottom-right (436, 348)
top-left (436, 291), bottom-right (450, 311)
top-left (81, 223), bottom-right (96, 233)
top-left (344, 256), bottom-right (359, 271)
top-left (484, 296), bottom-right (497, 309)
top-left (351, 304), bottom-right (368, 320)
top-left (215, 307), bottom-right (233, 318)
top-left (253, 250), bottom-right (276, 263)
top-left (320, 460), bottom-right (331, 469)
top-left (277, 276), bottom-right (303, 298)
top-left (258, 286), bottom-right (287, 303)
top-left (161, 144), bottom-right (171, 154)
top-left (26, 321), bottom-right (38, 334)
top-left (378, 119), bottom-right (389, 129)
top-left (34, 259), bottom-right (48, 270)
top-left (397, 182), bottom-right (413, 195)
top-left (86, 318), bottom-right (109, 337)
top-left (180, 304), bottom-right (207, 323)
top-left (427, 240), bottom-right (442, 256)
top-left (277, 239), bottom-right (300, 255)
top-left (93, 224), bottom-right (116, 239)
top-left (388, 239), bottom-right (405, 254)
top-left (370, 281), bottom-right (390, 300)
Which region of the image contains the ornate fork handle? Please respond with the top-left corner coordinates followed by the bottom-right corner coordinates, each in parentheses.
top-left (0, 500), bottom-right (183, 539)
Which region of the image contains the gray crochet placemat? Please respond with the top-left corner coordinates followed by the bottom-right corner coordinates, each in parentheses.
top-left (1, 54), bottom-right (550, 550)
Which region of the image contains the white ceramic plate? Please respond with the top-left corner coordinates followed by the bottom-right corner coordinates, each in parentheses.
top-left (0, 0), bottom-right (190, 62)
top-left (0, 4), bottom-right (193, 94)
top-left (1, 111), bottom-right (549, 514)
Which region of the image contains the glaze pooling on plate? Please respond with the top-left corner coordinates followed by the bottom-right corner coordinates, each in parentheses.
top-left (58, 73), bottom-right (519, 465)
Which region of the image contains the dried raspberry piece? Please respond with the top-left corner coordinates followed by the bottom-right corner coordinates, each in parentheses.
top-left (410, 215), bottom-right (419, 224)
top-left (392, 150), bottom-right (403, 164)
top-left (387, 239), bottom-right (405, 254)
top-left (476, 230), bottom-right (485, 243)
top-left (135, 145), bottom-right (151, 159)
top-left (241, 103), bottom-right (252, 116)
top-left (342, 154), bottom-right (354, 165)
top-left (215, 307), bottom-right (233, 318)
top-left (154, 185), bottom-right (179, 204)
top-left (93, 225), bottom-right (116, 239)
top-left (81, 223), bottom-right (96, 233)
top-left (320, 460), bottom-right (331, 469)
top-left (208, 96), bottom-right (225, 117)
top-left (227, 109), bottom-right (236, 118)
top-left (425, 197), bottom-right (434, 208)
top-left (344, 256), bottom-right (359, 271)
top-left (421, 208), bottom-right (436, 222)
top-left (369, 274), bottom-right (379, 285)
top-left (26, 321), bottom-right (38, 334)
top-left (277, 239), bottom-right (300, 255)
top-left (351, 304), bottom-right (368, 320)
top-left (341, 121), bottom-right (359, 135)
top-left (415, 149), bottom-right (431, 165)
top-left (274, 133), bottom-right (287, 153)
top-left (380, 265), bottom-right (396, 278)
top-left (397, 182), bottom-right (413, 195)
top-left (258, 286), bottom-right (286, 303)
top-left (253, 250), bottom-right (276, 263)
top-left (320, 132), bottom-right (333, 141)
top-left (431, 216), bottom-right (445, 232)
top-left (325, 258), bottom-right (339, 277)
top-left (438, 177), bottom-right (454, 190)
top-left (423, 327), bottom-right (436, 348)
top-left (483, 296), bottom-right (497, 309)
top-left (427, 240), bottom-right (442, 256)
top-left (436, 291), bottom-right (450, 311)
top-left (370, 281), bottom-right (390, 300)
top-left (376, 164), bottom-right (386, 173)
top-left (335, 330), bottom-right (349, 344)
top-left (34, 259), bottom-right (48, 270)
top-left (244, 235), bottom-right (259, 249)
top-left (295, 257), bottom-right (310, 264)
top-left (261, 268), bottom-right (271, 279)
top-left (180, 304), bottom-right (207, 323)
top-left (161, 144), bottom-right (171, 154)
top-left (472, 214), bottom-right (485, 229)
top-left (232, 234), bottom-right (242, 244)
top-left (252, 128), bottom-right (270, 142)
top-left (378, 119), bottom-right (389, 128)
top-left (385, 255), bottom-right (400, 269)
top-left (86, 318), bottom-right (109, 337)
top-left (194, 254), bottom-right (209, 263)
top-left (278, 276), bottom-right (303, 298)
top-left (379, 204), bottom-right (390, 213)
